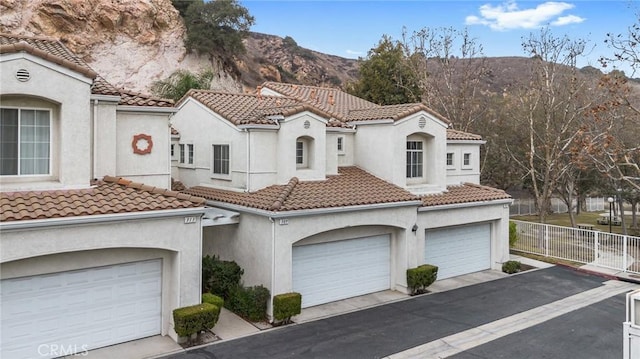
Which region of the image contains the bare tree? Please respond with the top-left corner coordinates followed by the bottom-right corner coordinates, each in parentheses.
top-left (401, 27), bottom-right (491, 132)
top-left (506, 28), bottom-right (596, 223)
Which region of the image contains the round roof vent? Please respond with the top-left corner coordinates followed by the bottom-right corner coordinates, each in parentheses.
top-left (304, 120), bottom-right (310, 129)
top-left (418, 116), bottom-right (427, 129)
top-left (16, 69), bottom-right (30, 82)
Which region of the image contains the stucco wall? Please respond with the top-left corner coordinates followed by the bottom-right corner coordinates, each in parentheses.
top-left (115, 111), bottom-right (172, 188)
top-left (203, 205), bottom-right (419, 312)
top-left (0, 55), bottom-right (92, 190)
top-left (276, 112), bottom-right (327, 183)
top-left (0, 213), bottom-right (203, 340)
top-left (92, 100), bottom-right (118, 180)
top-left (446, 142), bottom-right (482, 185)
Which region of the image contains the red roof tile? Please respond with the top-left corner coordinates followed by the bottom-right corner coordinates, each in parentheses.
top-left (183, 166), bottom-right (420, 212)
top-left (1, 176), bottom-right (205, 222)
top-left (420, 183), bottom-right (511, 207)
top-left (261, 82), bottom-right (451, 125)
top-left (0, 33), bottom-right (172, 107)
top-left (179, 90), bottom-right (349, 127)
top-left (447, 129), bottom-right (483, 141)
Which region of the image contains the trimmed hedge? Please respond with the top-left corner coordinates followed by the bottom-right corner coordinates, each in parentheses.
top-left (226, 285), bottom-right (270, 322)
top-left (407, 264), bottom-right (438, 295)
top-left (173, 303), bottom-right (219, 337)
top-left (502, 260), bottom-right (522, 274)
top-left (202, 293), bottom-right (224, 316)
top-left (273, 292), bottom-right (301, 324)
top-left (202, 255), bottom-right (244, 299)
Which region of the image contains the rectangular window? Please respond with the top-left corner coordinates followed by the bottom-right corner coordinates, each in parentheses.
top-left (187, 144), bottom-right (194, 164)
top-left (179, 144), bottom-right (185, 163)
top-left (463, 153), bottom-right (471, 167)
top-left (446, 152), bottom-right (454, 167)
top-left (213, 144), bottom-right (229, 175)
top-left (170, 144), bottom-right (175, 158)
top-left (296, 141), bottom-right (304, 165)
top-left (0, 108), bottom-right (51, 176)
top-left (337, 137), bottom-right (344, 152)
top-left (406, 141), bottom-right (423, 178)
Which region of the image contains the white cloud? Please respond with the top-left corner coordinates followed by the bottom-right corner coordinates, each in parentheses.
top-left (465, 1), bottom-right (586, 31)
top-left (345, 49), bottom-right (364, 56)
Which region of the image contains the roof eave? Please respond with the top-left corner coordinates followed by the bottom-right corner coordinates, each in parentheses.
top-left (418, 198), bottom-right (513, 212)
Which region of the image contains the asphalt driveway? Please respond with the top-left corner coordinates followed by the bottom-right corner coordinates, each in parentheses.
top-left (165, 266), bottom-right (627, 359)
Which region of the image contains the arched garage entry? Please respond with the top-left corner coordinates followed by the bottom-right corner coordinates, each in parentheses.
top-left (292, 226), bottom-right (399, 308)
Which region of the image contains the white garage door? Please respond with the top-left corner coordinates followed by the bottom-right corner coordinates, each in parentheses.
top-left (293, 234), bottom-right (390, 308)
top-left (1, 259), bottom-right (162, 359)
top-left (425, 223), bottom-right (491, 279)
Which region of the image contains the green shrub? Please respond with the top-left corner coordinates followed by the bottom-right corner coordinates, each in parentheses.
top-left (273, 292), bottom-right (301, 324)
top-left (502, 260), bottom-right (522, 274)
top-left (407, 264), bottom-right (438, 295)
top-left (509, 221), bottom-right (519, 247)
top-left (202, 255), bottom-right (244, 299)
top-left (202, 293), bottom-right (224, 316)
top-left (226, 285), bottom-right (270, 322)
top-left (172, 303), bottom-right (219, 337)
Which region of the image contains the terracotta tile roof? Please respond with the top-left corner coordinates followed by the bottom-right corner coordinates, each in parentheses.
top-left (261, 82), bottom-right (450, 125)
top-left (183, 166), bottom-right (420, 212)
top-left (261, 82), bottom-right (377, 120)
top-left (120, 90), bottom-right (174, 108)
top-left (447, 129), bottom-right (483, 141)
top-left (420, 183), bottom-right (511, 207)
top-left (0, 33), bottom-right (172, 107)
top-left (0, 176), bottom-right (205, 222)
top-left (179, 90), bottom-right (348, 127)
top-left (171, 126), bottom-right (180, 136)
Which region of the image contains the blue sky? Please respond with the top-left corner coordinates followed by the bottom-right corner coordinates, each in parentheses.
top-left (240, 0), bottom-right (637, 73)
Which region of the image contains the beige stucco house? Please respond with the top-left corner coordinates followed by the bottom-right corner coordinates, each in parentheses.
top-left (0, 34), bottom-right (207, 358)
top-left (171, 83), bottom-right (512, 310)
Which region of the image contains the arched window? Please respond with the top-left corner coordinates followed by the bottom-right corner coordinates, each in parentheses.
top-left (296, 136), bottom-right (314, 169)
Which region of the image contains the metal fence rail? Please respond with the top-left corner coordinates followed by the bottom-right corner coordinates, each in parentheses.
top-left (512, 220), bottom-right (640, 274)
top-left (510, 197), bottom-right (606, 217)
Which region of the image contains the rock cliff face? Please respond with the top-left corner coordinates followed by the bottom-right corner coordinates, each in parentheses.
top-left (0, 0), bottom-right (359, 93)
top-left (0, 0), bottom-right (242, 93)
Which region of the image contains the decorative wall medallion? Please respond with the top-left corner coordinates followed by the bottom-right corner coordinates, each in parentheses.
top-left (132, 134), bottom-right (153, 155)
top-left (303, 120), bottom-right (310, 129)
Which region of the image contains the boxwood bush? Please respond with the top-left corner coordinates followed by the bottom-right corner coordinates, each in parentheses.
top-left (202, 255), bottom-right (244, 299)
top-left (173, 303), bottom-right (219, 337)
top-left (273, 292), bottom-right (301, 324)
top-left (407, 264), bottom-right (438, 295)
top-left (502, 260), bottom-right (522, 274)
top-left (202, 293), bottom-right (224, 316)
top-left (226, 285), bottom-right (270, 322)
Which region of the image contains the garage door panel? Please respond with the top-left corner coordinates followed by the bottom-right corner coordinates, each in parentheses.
top-left (1, 259), bottom-right (162, 359)
top-left (425, 224), bottom-right (491, 280)
top-left (293, 235), bottom-right (390, 308)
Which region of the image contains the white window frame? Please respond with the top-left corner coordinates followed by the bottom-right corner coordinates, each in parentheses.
top-left (296, 140), bottom-right (307, 168)
top-left (0, 107), bottom-right (52, 177)
top-left (178, 143), bottom-right (194, 167)
top-left (463, 152), bottom-right (472, 169)
top-left (212, 144), bottom-right (230, 178)
top-left (446, 152), bottom-right (455, 169)
top-left (406, 140), bottom-right (423, 179)
top-left (337, 136), bottom-right (345, 155)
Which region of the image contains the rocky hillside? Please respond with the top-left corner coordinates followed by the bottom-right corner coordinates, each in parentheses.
top-left (0, 0), bottom-right (359, 93)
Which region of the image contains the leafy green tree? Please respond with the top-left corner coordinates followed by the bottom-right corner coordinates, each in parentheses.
top-left (346, 35), bottom-right (421, 105)
top-left (151, 68), bottom-right (214, 101)
top-left (184, 0), bottom-right (255, 60)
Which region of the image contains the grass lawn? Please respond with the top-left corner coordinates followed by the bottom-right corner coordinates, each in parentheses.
top-left (512, 212), bottom-right (638, 236)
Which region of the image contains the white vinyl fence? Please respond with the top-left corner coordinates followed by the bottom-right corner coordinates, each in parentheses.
top-left (512, 220), bottom-right (640, 274)
top-left (510, 197), bottom-right (606, 217)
